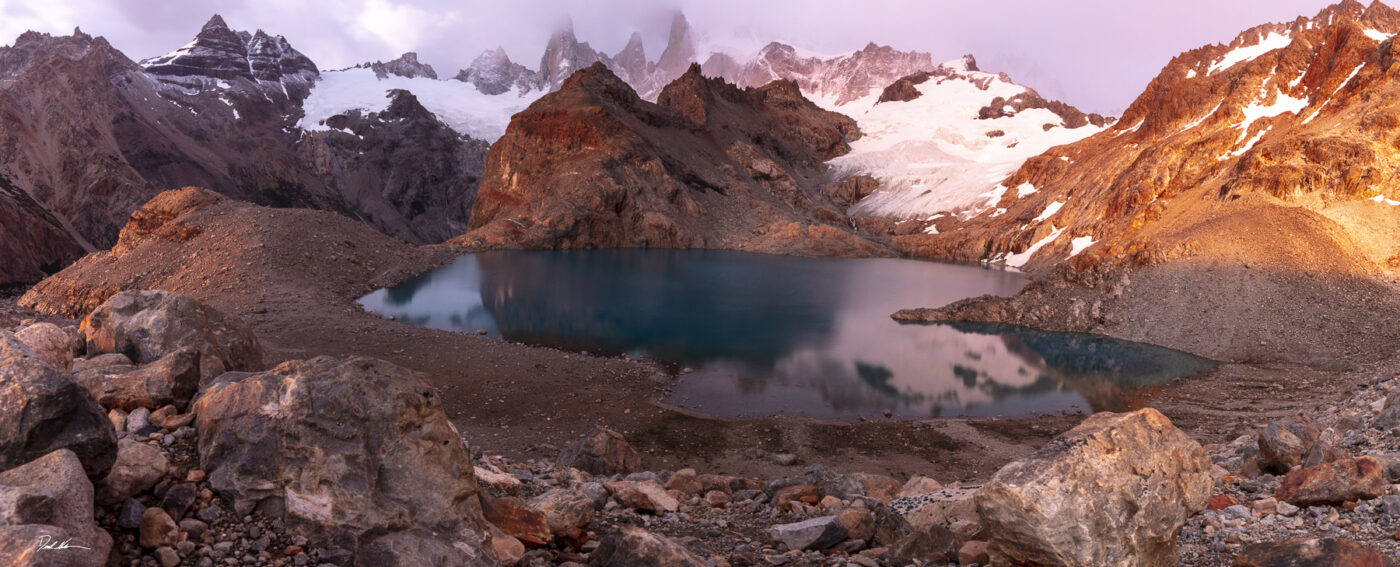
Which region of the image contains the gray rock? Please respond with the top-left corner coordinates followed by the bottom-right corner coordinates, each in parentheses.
top-left (82, 290), bottom-right (264, 384)
top-left (179, 518), bottom-right (208, 538)
top-left (195, 503), bottom-right (221, 523)
top-left (125, 407), bottom-right (151, 434)
top-left (769, 515), bottom-right (848, 551)
top-left (97, 438), bottom-right (169, 506)
top-left (72, 348), bottom-right (202, 412)
top-left (1259, 416), bottom-right (1320, 474)
top-left (1381, 495), bottom-right (1400, 516)
top-left (558, 426), bottom-right (641, 476)
top-left (0, 354), bottom-right (118, 479)
top-left (16, 323), bottom-right (73, 371)
top-left (117, 498), bottom-right (147, 530)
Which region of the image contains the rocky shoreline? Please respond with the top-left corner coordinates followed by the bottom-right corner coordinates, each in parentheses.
top-left (4, 283), bottom-right (1400, 566)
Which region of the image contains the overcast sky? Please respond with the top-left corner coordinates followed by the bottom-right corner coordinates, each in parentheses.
top-left (0, 0), bottom-right (1341, 114)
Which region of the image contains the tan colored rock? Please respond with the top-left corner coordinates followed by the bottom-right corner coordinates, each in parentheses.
top-left (527, 488), bottom-right (595, 536)
top-left (837, 507), bottom-right (876, 542)
top-left (958, 540), bottom-right (990, 565)
top-left (71, 353), bottom-right (133, 373)
top-left (975, 408), bottom-right (1211, 567)
top-left (851, 472), bottom-right (902, 503)
top-left (704, 491), bottom-right (730, 508)
top-left (896, 475), bottom-right (943, 499)
top-left (664, 468), bottom-right (703, 495)
top-left (0, 450), bottom-right (113, 565)
top-left (489, 530), bottom-right (524, 566)
top-left (894, 487), bottom-right (980, 539)
top-left (474, 465), bottom-right (522, 496)
top-left (1275, 457), bottom-right (1387, 506)
top-left (73, 348), bottom-right (201, 412)
top-left (774, 484), bottom-right (820, 511)
top-left (16, 323), bottom-right (73, 371)
top-left (605, 480), bottom-right (679, 514)
top-left (138, 507), bottom-right (178, 549)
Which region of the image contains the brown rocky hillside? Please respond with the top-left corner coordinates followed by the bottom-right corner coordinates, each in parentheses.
top-left (896, 0), bottom-right (1400, 366)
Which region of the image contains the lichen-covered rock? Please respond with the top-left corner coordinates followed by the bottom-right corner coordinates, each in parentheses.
top-left (559, 426), bottom-right (641, 476)
top-left (589, 526), bottom-right (706, 567)
top-left (892, 486), bottom-right (980, 539)
top-left (0, 356), bottom-right (117, 479)
top-left (81, 290), bottom-right (263, 383)
top-left (975, 408), bottom-right (1212, 567)
top-left (192, 356), bottom-right (494, 565)
top-left (73, 348), bottom-right (201, 412)
top-left (0, 450), bottom-right (112, 566)
top-left (1274, 457), bottom-right (1387, 506)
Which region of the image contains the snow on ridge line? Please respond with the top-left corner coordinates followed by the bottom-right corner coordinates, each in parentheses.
top-left (297, 67), bottom-right (543, 142)
top-left (1208, 31), bottom-right (1292, 76)
top-left (1364, 29), bottom-right (1396, 41)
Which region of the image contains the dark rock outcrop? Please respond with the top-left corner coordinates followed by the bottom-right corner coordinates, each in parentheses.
top-left (0, 349), bottom-right (117, 479)
top-left (354, 51), bottom-right (437, 79)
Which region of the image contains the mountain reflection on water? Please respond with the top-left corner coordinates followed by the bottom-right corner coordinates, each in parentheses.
top-left (358, 250), bottom-right (1215, 419)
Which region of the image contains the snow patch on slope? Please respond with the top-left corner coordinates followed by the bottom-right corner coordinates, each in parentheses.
top-left (298, 68), bottom-right (542, 141)
top-left (1209, 31), bottom-right (1292, 75)
top-left (830, 65), bottom-right (1102, 220)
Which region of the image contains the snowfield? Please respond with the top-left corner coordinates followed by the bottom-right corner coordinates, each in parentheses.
top-left (298, 68), bottom-right (543, 141)
top-left (828, 61), bottom-right (1104, 220)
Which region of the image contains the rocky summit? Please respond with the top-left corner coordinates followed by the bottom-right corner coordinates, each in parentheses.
top-left (454, 63), bottom-right (887, 256)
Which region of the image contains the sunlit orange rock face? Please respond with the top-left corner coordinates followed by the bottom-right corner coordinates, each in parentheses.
top-left (895, 1), bottom-right (1400, 365)
top-left (453, 63), bottom-right (889, 257)
top-left (903, 0), bottom-right (1400, 276)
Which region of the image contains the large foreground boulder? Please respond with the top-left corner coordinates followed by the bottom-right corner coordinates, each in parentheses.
top-left (193, 356), bottom-right (495, 566)
top-left (975, 408), bottom-right (1212, 567)
top-left (0, 450), bottom-right (112, 567)
top-left (82, 290), bottom-right (263, 382)
top-left (0, 354), bottom-right (117, 478)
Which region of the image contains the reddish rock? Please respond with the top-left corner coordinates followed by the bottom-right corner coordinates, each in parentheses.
top-left (664, 468), bottom-right (703, 495)
top-left (774, 484), bottom-right (821, 511)
top-left (1275, 457), bottom-right (1387, 506)
top-left (1208, 494), bottom-right (1241, 510)
top-left (481, 496), bottom-right (552, 549)
top-left (958, 540), bottom-right (991, 565)
top-left (557, 426), bottom-right (641, 476)
top-left (605, 480), bottom-right (680, 514)
top-left (850, 472), bottom-right (902, 503)
top-left (704, 491), bottom-right (730, 508)
top-left (1233, 537), bottom-right (1394, 567)
top-left (591, 526), bottom-right (706, 566)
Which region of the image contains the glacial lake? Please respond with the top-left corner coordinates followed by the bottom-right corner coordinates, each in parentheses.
top-left (359, 250), bottom-right (1215, 420)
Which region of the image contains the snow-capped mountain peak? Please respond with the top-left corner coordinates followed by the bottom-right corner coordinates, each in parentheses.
top-left (355, 52), bottom-right (438, 80)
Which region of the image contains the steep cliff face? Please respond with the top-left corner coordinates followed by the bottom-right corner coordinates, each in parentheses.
top-left (895, 0), bottom-right (1400, 366)
top-left (454, 64), bottom-right (886, 256)
top-left (0, 174), bottom-right (85, 286)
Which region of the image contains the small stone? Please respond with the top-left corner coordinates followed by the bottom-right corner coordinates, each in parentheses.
top-left (1252, 497), bottom-right (1277, 515)
top-left (150, 405), bottom-right (178, 428)
top-left (126, 407), bottom-right (151, 434)
top-left (155, 546), bottom-right (181, 567)
top-left (140, 507), bottom-right (180, 549)
top-left (118, 497), bottom-right (148, 530)
top-left (163, 482), bottom-right (199, 520)
top-left (957, 540), bottom-right (990, 565)
top-left (1276, 501), bottom-right (1299, 516)
top-left (772, 453), bottom-right (799, 466)
top-left (704, 490), bottom-right (730, 508)
top-left (186, 469), bottom-right (206, 483)
top-left (179, 518), bottom-right (209, 538)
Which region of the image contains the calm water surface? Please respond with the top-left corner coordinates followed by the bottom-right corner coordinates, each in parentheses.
top-left (359, 250), bottom-right (1215, 419)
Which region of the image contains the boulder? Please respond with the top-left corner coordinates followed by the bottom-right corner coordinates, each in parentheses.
top-left (664, 468), bottom-right (703, 495)
top-left (81, 290), bottom-right (263, 383)
top-left (15, 323), bottom-right (73, 371)
top-left (850, 472), bottom-right (902, 503)
top-left (888, 524), bottom-right (960, 564)
top-left (71, 353), bottom-right (133, 373)
top-left (97, 438), bottom-right (170, 506)
top-left (590, 526), bottom-right (706, 566)
top-left (72, 348), bottom-right (201, 412)
top-left (604, 480), bottom-right (678, 514)
top-left (0, 357), bottom-right (117, 478)
top-left (0, 450), bottom-right (112, 566)
top-left (766, 465), bottom-right (865, 500)
top-left (192, 356), bottom-right (493, 563)
top-left (1275, 457), bottom-right (1387, 506)
top-left (836, 506), bottom-right (876, 541)
top-left (481, 495), bottom-right (551, 549)
top-left (528, 488), bottom-right (595, 536)
top-left (975, 408), bottom-right (1211, 567)
top-left (475, 465), bottom-right (523, 496)
top-left (769, 515), bottom-right (848, 551)
top-left (774, 484), bottom-right (820, 511)
top-left (559, 427), bottom-right (641, 476)
top-left (489, 530), bottom-right (525, 566)
top-left (1233, 537), bottom-right (1394, 567)
top-left (958, 540), bottom-right (991, 565)
top-left (891, 486), bottom-right (980, 539)
top-left (1258, 416), bottom-right (1321, 474)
